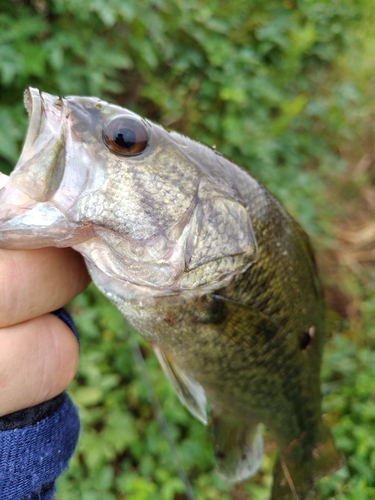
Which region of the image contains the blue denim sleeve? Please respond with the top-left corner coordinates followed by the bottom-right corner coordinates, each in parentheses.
top-left (0, 309), bottom-right (80, 500)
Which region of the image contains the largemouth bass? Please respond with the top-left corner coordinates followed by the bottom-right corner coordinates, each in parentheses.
top-left (0, 88), bottom-right (341, 499)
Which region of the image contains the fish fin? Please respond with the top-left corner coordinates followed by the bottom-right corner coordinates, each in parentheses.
top-left (153, 345), bottom-right (207, 424)
top-left (271, 455), bottom-right (315, 500)
top-left (211, 411), bottom-right (263, 483)
top-left (312, 423), bottom-right (343, 479)
top-left (271, 423), bottom-right (342, 500)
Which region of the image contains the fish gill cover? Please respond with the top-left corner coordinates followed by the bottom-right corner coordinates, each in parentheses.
top-left (0, 1), bottom-right (374, 499)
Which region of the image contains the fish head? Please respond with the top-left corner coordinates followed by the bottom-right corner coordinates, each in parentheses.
top-left (0, 88), bottom-right (258, 298)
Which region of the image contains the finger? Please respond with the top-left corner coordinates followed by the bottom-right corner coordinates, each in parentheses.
top-left (0, 247), bottom-right (90, 328)
top-left (0, 313), bottom-right (79, 416)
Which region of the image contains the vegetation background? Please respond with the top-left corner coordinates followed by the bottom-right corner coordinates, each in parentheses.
top-left (0, 0), bottom-right (375, 498)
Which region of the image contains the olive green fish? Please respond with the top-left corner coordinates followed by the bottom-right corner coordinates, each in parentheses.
top-left (0, 88), bottom-right (342, 499)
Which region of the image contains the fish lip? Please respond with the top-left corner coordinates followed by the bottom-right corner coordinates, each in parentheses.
top-left (0, 194), bottom-right (94, 249)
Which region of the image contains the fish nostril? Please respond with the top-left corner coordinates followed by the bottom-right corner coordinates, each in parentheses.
top-left (54, 97), bottom-right (63, 109)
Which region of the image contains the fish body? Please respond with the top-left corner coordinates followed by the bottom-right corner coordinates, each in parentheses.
top-left (0, 88), bottom-right (341, 498)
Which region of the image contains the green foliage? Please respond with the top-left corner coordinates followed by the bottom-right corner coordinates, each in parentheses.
top-left (1, 0), bottom-right (375, 498)
top-left (317, 272), bottom-right (375, 499)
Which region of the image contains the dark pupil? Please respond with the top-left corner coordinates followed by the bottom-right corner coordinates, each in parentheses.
top-left (113, 128), bottom-right (136, 149)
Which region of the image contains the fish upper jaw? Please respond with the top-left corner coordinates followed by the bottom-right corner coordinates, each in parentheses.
top-left (11, 87), bottom-right (66, 202)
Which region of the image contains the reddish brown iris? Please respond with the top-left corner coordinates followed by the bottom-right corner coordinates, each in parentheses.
top-left (103, 116), bottom-right (149, 156)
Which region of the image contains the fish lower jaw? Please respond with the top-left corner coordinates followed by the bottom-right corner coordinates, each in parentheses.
top-left (0, 178), bottom-right (94, 249)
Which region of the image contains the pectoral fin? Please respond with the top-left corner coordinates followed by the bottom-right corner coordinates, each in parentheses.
top-left (211, 411), bottom-right (263, 483)
top-left (153, 345), bottom-right (207, 424)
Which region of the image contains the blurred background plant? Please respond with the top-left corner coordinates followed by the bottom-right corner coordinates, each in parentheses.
top-left (0, 0), bottom-right (374, 498)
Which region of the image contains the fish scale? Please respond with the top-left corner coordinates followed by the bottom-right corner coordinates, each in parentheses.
top-left (0, 88), bottom-right (342, 499)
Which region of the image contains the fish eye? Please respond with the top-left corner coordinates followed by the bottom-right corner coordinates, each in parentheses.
top-left (103, 116), bottom-right (149, 156)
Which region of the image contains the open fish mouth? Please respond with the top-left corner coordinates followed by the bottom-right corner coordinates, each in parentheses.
top-left (0, 88), bottom-right (93, 249)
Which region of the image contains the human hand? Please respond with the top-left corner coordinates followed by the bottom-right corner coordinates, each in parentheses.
top-left (0, 247), bottom-right (90, 417)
